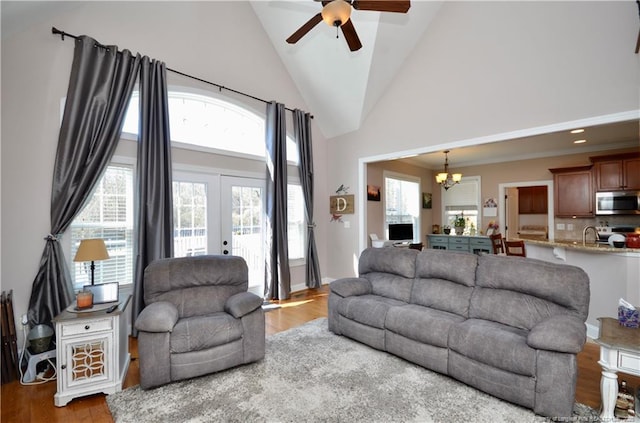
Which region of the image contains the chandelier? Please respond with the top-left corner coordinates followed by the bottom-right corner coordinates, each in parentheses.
top-left (435, 150), bottom-right (462, 190)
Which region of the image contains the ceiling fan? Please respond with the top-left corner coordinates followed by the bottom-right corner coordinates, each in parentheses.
top-left (286, 0), bottom-right (411, 52)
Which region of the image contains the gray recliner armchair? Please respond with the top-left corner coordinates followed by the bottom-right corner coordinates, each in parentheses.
top-left (134, 255), bottom-right (265, 389)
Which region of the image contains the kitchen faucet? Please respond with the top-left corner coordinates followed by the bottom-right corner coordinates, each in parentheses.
top-left (582, 226), bottom-right (598, 245)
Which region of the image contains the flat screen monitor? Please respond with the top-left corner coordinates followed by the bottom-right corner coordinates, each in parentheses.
top-left (388, 223), bottom-right (414, 241)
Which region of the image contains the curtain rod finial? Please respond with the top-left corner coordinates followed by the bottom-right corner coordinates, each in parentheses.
top-left (52, 26), bottom-right (64, 40)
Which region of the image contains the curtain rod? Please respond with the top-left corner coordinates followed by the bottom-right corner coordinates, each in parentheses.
top-left (51, 27), bottom-right (312, 118)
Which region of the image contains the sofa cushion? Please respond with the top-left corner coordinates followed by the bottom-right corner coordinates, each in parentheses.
top-left (411, 278), bottom-right (474, 318)
top-left (358, 247), bottom-right (418, 279)
top-left (144, 255), bottom-right (249, 318)
top-left (469, 286), bottom-right (571, 331)
top-left (135, 301), bottom-right (179, 333)
top-left (337, 294), bottom-right (407, 329)
top-left (170, 312), bottom-right (242, 354)
top-left (331, 277), bottom-right (372, 298)
top-left (475, 254), bottom-right (590, 321)
top-left (224, 291), bottom-right (263, 318)
top-left (448, 319), bottom-right (536, 377)
top-left (386, 304), bottom-right (465, 348)
top-left (358, 247), bottom-right (417, 302)
top-left (415, 249), bottom-right (478, 287)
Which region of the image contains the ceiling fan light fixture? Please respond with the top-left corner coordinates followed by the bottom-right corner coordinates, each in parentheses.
top-left (321, 0), bottom-right (352, 27)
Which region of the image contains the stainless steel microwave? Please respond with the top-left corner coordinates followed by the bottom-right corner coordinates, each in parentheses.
top-left (595, 191), bottom-right (640, 215)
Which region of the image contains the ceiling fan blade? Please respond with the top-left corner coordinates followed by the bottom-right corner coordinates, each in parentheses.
top-left (341, 19), bottom-right (362, 52)
top-left (286, 13), bottom-right (323, 44)
top-left (352, 0), bottom-right (410, 13)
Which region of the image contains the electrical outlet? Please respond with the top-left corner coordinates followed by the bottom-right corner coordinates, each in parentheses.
top-left (556, 223), bottom-right (565, 230)
top-left (567, 223), bottom-right (574, 231)
top-left (21, 314), bottom-right (28, 325)
top-left (343, 221), bottom-right (350, 229)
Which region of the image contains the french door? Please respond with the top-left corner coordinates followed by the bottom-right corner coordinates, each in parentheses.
top-left (173, 172), bottom-right (265, 294)
top-left (220, 176), bottom-right (265, 294)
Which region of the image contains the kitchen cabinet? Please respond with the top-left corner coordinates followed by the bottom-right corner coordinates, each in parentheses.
top-left (53, 296), bottom-right (131, 407)
top-left (518, 186), bottom-right (548, 214)
top-left (549, 165), bottom-right (594, 217)
top-left (591, 152), bottom-right (640, 191)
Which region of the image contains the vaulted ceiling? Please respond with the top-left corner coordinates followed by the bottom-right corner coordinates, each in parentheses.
top-left (250, 1), bottom-right (444, 138)
top-left (2, 1), bottom-right (638, 158)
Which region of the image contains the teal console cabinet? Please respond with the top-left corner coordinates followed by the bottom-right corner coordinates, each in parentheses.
top-left (426, 235), bottom-right (492, 255)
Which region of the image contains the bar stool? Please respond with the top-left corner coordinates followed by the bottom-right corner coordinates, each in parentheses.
top-left (505, 240), bottom-right (526, 257)
top-left (489, 233), bottom-right (505, 255)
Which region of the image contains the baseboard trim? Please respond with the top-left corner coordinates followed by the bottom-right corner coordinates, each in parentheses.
top-left (290, 278), bottom-right (333, 295)
top-left (586, 322), bottom-right (599, 341)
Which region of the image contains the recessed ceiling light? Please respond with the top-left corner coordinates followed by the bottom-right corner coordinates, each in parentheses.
top-left (570, 129), bottom-right (585, 134)
top-left (573, 139), bottom-right (587, 144)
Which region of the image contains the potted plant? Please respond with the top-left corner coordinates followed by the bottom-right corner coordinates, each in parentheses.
top-left (454, 214), bottom-right (466, 235)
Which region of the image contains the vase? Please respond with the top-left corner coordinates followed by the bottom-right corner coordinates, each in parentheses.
top-left (454, 226), bottom-right (465, 235)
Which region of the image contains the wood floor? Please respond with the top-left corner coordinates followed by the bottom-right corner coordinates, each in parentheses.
top-left (2, 284), bottom-right (638, 422)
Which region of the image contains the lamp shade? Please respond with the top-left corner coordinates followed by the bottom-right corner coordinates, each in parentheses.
top-left (74, 239), bottom-right (110, 262)
top-left (321, 0), bottom-right (351, 27)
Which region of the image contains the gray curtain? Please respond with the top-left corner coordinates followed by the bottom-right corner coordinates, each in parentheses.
top-left (27, 36), bottom-right (140, 327)
top-left (132, 57), bottom-right (174, 331)
top-left (294, 110), bottom-right (322, 289)
top-left (264, 102), bottom-right (291, 300)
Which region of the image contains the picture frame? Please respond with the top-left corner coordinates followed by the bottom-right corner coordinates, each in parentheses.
top-left (422, 192), bottom-right (432, 209)
top-left (367, 185), bottom-right (381, 201)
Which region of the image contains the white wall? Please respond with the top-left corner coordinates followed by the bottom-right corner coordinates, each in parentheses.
top-left (1, 2), bottom-right (329, 343)
top-left (325, 1), bottom-right (640, 279)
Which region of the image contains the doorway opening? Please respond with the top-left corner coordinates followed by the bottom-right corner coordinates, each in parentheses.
top-left (499, 181), bottom-right (554, 241)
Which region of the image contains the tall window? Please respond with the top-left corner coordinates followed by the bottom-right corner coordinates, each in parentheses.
top-left (442, 176), bottom-right (481, 233)
top-left (68, 89), bottom-right (307, 275)
top-left (173, 181), bottom-right (207, 257)
top-left (69, 165), bottom-right (134, 288)
top-left (287, 184), bottom-right (305, 260)
top-left (384, 173), bottom-right (420, 241)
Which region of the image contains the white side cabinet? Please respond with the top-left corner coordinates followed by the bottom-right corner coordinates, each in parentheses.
top-left (53, 295), bottom-right (131, 407)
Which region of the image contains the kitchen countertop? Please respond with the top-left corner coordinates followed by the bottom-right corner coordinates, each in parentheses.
top-left (517, 237), bottom-right (640, 253)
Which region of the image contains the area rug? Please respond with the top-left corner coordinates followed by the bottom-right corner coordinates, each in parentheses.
top-left (106, 318), bottom-right (599, 423)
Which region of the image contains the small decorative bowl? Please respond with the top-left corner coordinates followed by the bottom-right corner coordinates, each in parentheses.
top-left (613, 241), bottom-right (625, 248)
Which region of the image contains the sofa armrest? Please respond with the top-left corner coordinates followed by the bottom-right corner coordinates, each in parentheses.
top-left (225, 292), bottom-right (263, 318)
top-left (330, 277), bottom-right (372, 298)
top-left (527, 315), bottom-right (586, 353)
top-left (135, 301), bottom-right (179, 333)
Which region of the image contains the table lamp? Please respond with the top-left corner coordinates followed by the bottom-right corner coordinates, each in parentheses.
top-left (73, 238), bottom-right (110, 285)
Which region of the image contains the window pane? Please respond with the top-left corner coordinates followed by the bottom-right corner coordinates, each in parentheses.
top-left (384, 176), bottom-right (419, 241)
top-left (231, 185), bottom-right (264, 284)
top-left (442, 177), bottom-right (480, 234)
top-left (70, 166), bottom-right (134, 289)
top-left (287, 184), bottom-right (305, 260)
top-left (122, 91), bottom-right (299, 163)
top-left (173, 181), bottom-right (207, 257)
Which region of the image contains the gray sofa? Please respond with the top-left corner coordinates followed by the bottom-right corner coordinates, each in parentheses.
top-left (328, 247), bottom-right (590, 418)
top-left (135, 255), bottom-right (265, 389)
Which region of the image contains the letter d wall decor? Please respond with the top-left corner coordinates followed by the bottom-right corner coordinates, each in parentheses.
top-left (330, 195), bottom-right (354, 215)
